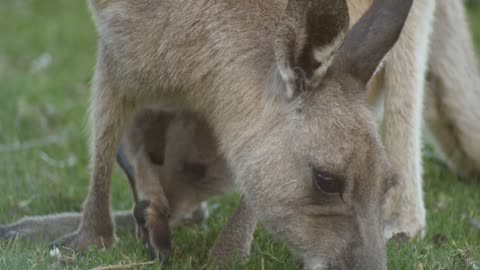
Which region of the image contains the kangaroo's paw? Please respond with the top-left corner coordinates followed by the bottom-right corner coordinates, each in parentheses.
top-left (134, 200), bottom-right (171, 262)
top-left (50, 220), bottom-right (114, 252)
top-left (383, 187), bottom-right (426, 240)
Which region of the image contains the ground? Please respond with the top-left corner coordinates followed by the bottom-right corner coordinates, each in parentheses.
top-left (0, 1), bottom-right (479, 269)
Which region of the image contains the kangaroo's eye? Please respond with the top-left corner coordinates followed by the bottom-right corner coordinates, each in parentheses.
top-left (312, 168), bottom-right (343, 195)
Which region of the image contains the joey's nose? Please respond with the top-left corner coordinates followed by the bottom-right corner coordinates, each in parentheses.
top-left (145, 240), bottom-right (170, 264)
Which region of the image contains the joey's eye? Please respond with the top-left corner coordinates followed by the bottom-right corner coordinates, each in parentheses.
top-left (312, 168), bottom-right (343, 195)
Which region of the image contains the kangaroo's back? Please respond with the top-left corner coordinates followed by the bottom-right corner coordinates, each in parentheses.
top-left (88, 0), bottom-right (286, 97)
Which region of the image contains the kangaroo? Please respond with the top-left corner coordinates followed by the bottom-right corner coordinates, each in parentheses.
top-left (43, 0), bottom-right (413, 269)
top-left (117, 108), bottom-right (233, 261)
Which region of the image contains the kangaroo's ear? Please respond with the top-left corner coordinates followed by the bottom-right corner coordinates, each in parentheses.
top-left (332, 0), bottom-right (413, 85)
top-left (274, 0), bottom-right (349, 98)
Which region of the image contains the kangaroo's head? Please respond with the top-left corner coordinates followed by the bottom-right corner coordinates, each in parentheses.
top-left (238, 0), bottom-right (413, 269)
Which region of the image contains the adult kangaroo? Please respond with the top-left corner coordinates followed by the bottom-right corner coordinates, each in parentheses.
top-left (47, 0), bottom-right (411, 269)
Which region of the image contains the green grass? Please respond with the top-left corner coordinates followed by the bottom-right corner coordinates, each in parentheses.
top-left (0, 1), bottom-right (479, 269)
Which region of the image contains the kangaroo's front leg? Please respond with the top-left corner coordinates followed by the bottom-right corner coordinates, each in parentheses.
top-left (208, 196), bottom-right (256, 267)
top-left (131, 146), bottom-right (171, 261)
top-left (54, 60), bottom-right (134, 251)
top-left (382, 0), bottom-right (436, 239)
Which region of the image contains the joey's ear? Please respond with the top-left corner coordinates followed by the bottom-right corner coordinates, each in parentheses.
top-left (332, 0), bottom-right (413, 85)
top-left (274, 0), bottom-right (349, 98)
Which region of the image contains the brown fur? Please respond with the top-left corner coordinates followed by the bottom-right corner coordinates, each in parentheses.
top-left (52, 0), bottom-right (412, 269)
top-left (125, 110), bottom-right (249, 262)
top-left (121, 109), bottom-right (234, 262)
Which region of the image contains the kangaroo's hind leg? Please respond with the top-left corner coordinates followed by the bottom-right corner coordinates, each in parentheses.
top-left (120, 109), bottom-right (175, 261)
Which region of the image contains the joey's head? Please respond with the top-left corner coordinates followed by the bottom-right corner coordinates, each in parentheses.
top-left (239, 0), bottom-right (413, 269)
